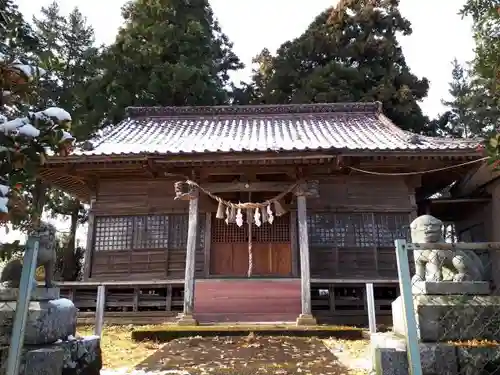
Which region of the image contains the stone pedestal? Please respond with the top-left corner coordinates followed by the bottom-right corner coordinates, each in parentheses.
top-left (0, 290), bottom-right (77, 345)
top-left (0, 287), bottom-right (102, 375)
top-left (0, 337), bottom-right (102, 375)
top-left (412, 281), bottom-right (490, 295)
top-left (177, 313), bottom-right (198, 326)
top-left (295, 314), bottom-right (317, 326)
top-left (392, 282), bottom-right (500, 342)
top-left (55, 336), bottom-right (102, 375)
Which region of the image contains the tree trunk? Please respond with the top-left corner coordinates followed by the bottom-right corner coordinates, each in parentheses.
top-left (61, 203), bottom-right (79, 281)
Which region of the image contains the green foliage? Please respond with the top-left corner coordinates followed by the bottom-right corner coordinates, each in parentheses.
top-left (0, 0), bottom-right (39, 58)
top-left (461, 0), bottom-right (500, 163)
top-left (28, 2), bottom-right (97, 269)
top-left (33, 1), bottom-right (103, 141)
top-left (236, 0), bottom-right (430, 133)
top-left (461, 0), bottom-right (499, 102)
top-left (0, 107), bottom-right (73, 227)
top-left (95, 0), bottom-right (243, 124)
top-left (429, 59), bottom-right (486, 138)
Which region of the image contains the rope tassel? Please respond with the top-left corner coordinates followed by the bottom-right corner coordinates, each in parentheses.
top-left (235, 208), bottom-right (243, 227)
top-left (266, 204), bottom-right (274, 224)
top-left (274, 199), bottom-right (287, 217)
top-left (216, 201), bottom-right (225, 219)
top-left (254, 207), bottom-right (261, 227)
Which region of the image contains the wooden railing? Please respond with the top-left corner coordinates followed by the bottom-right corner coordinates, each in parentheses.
top-left (51, 279), bottom-right (398, 332)
top-left (53, 280), bottom-right (185, 334)
top-left (310, 278), bottom-right (399, 329)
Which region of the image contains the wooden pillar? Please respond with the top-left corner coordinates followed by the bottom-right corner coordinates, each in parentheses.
top-left (178, 189), bottom-right (199, 326)
top-left (295, 186), bottom-right (317, 326)
top-left (489, 182), bottom-right (500, 290)
top-left (83, 197), bottom-right (96, 280)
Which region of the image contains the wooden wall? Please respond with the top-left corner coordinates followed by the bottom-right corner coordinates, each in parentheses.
top-left (307, 175), bottom-right (413, 279)
top-left (89, 179), bottom-right (208, 280)
top-left (86, 174), bottom-right (414, 281)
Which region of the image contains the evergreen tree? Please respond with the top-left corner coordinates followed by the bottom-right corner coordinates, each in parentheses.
top-left (33, 2), bottom-right (102, 141)
top-left (32, 2), bottom-right (100, 280)
top-left (461, 0), bottom-right (500, 164)
top-left (240, 0), bottom-right (430, 133)
top-left (436, 59), bottom-right (480, 138)
top-left (97, 0), bottom-right (243, 125)
top-left (461, 0), bottom-right (499, 106)
top-left (0, 0), bottom-right (39, 59)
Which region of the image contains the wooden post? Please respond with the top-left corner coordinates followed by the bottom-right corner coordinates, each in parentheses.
top-left (94, 285), bottom-right (106, 337)
top-left (203, 212), bottom-right (212, 278)
top-left (83, 197), bottom-right (96, 280)
top-left (178, 189), bottom-right (199, 326)
top-left (365, 283), bottom-right (377, 334)
top-left (295, 187), bottom-right (317, 326)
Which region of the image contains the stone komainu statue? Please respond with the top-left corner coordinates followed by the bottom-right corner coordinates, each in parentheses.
top-left (0, 221), bottom-right (57, 288)
top-left (410, 214), bottom-right (486, 283)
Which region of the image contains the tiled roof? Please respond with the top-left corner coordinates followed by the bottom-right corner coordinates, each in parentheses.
top-left (76, 102), bottom-right (480, 156)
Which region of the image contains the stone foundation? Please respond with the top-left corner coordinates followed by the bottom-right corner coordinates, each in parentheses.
top-left (0, 287), bottom-right (102, 375)
top-left (392, 293), bottom-right (500, 342)
top-left (372, 332), bottom-right (500, 375)
top-left (373, 281), bottom-right (500, 374)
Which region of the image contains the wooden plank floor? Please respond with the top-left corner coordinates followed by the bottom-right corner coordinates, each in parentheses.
top-left (194, 279), bottom-right (301, 323)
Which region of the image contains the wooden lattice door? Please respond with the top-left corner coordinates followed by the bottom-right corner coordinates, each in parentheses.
top-left (210, 214), bottom-right (292, 277)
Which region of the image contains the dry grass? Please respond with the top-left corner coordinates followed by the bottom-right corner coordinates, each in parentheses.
top-left (448, 339), bottom-right (500, 347)
top-left (78, 325), bottom-right (372, 374)
top-left (77, 325), bottom-right (164, 369)
top-left (323, 338), bottom-right (371, 375)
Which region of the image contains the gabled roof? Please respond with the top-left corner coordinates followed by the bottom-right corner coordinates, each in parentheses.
top-left (75, 102), bottom-right (479, 157)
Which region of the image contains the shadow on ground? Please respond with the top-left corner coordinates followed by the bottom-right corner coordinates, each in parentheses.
top-left (133, 335), bottom-right (354, 375)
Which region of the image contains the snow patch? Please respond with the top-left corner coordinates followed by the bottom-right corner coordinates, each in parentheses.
top-left (40, 107), bottom-right (72, 122)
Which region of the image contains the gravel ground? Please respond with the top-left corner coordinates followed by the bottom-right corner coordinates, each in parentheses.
top-left (100, 335), bottom-right (372, 375)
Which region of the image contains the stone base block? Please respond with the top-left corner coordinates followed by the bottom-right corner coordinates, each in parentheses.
top-left (0, 345), bottom-right (64, 375)
top-left (0, 298), bottom-right (77, 345)
top-left (371, 332), bottom-right (458, 375)
top-left (392, 295), bottom-right (500, 342)
top-left (55, 336), bottom-right (102, 375)
top-left (0, 287), bottom-right (60, 301)
top-left (295, 314), bottom-right (317, 326)
top-left (412, 281), bottom-right (490, 295)
top-left (457, 346), bottom-right (500, 375)
top-left (371, 332), bottom-right (500, 375)
top-left (177, 314), bottom-right (198, 326)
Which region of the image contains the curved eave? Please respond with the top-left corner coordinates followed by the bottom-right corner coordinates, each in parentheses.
top-left (44, 147), bottom-right (482, 166)
top-left (38, 168), bottom-right (92, 203)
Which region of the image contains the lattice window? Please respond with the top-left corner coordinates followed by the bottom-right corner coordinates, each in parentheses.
top-left (94, 216), bottom-right (134, 251)
top-left (307, 212), bottom-right (409, 247)
top-left (374, 213), bottom-right (409, 247)
top-left (253, 215), bottom-right (290, 242)
top-left (133, 215), bottom-right (169, 249)
top-left (307, 213), bottom-right (337, 245)
top-left (94, 214), bottom-right (204, 251)
top-left (212, 213), bottom-right (290, 243)
top-left (169, 214), bottom-right (188, 248)
top-left (212, 220), bottom-right (247, 243)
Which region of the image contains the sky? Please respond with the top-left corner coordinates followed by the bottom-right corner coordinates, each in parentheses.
top-left (8, 0), bottom-right (476, 245)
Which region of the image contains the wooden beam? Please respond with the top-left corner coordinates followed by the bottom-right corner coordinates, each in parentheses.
top-left (290, 211), bottom-right (298, 277)
top-left (204, 181), bottom-right (294, 193)
top-left (203, 212), bottom-right (212, 278)
top-left (52, 279), bottom-right (185, 287)
top-left (295, 192), bottom-right (317, 325)
top-left (179, 189), bottom-right (199, 325)
top-left (202, 180), bottom-right (319, 195)
top-left (83, 197), bottom-right (96, 280)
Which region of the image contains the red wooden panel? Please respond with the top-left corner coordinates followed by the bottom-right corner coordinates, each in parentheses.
top-left (194, 279), bottom-right (301, 322)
